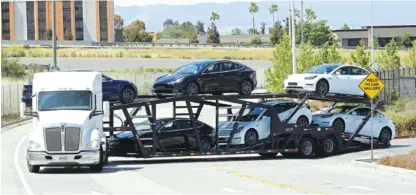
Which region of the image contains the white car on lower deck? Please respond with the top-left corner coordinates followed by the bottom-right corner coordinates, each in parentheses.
top-left (311, 105), bottom-right (395, 145)
top-left (217, 99), bottom-right (312, 147)
top-left (284, 64), bottom-right (370, 97)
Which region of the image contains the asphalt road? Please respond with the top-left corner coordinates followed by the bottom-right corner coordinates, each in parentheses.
top-left (18, 57), bottom-right (272, 71)
top-left (2, 99), bottom-right (416, 195)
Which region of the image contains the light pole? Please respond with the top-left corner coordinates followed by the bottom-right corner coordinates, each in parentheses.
top-left (301, 0), bottom-right (304, 45)
top-left (370, 0), bottom-right (375, 162)
top-left (288, 0), bottom-right (292, 45)
top-left (52, 0), bottom-right (57, 70)
top-left (291, 0), bottom-right (296, 74)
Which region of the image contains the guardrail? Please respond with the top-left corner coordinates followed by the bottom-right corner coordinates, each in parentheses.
top-left (1, 40), bottom-right (408, 50)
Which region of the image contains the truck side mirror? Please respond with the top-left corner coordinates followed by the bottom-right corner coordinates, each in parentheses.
top-left (103, 101), bottom-right (110, 118)
top-left (19, 102), bottom-right (26, 119)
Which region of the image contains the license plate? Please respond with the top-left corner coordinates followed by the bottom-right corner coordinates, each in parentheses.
top-left (58, 156), bottom-right (68, 160)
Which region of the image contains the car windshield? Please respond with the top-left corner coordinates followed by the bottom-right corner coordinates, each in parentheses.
top-left (172, 61), bottom-right (212, 75)
top-left (305, 64), bottom-right (340, 74)
top-left (328, 106), bottom-right (354, 114)
top-left (38, 91), bottom-right (92, 111)
top-left (134, 120), bottom-right (164, 131)
top-left (234, 107), bottom-right (265, 122)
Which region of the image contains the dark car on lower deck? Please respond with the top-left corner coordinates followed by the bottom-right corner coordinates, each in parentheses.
top-left (107, 118), bottom-right (216, 156)
top-left (152, 60), bottom-right (257, 96)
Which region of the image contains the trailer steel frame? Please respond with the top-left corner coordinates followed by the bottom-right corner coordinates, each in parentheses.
top-left (103, 92), bottom-right (388, 158)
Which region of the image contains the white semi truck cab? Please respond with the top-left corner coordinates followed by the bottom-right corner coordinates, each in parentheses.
top-left (23, 71), bottom-right (109, 173)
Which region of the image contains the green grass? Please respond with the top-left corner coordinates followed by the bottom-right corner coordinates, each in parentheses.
top-left (2, 46), bottom-right (410, 62)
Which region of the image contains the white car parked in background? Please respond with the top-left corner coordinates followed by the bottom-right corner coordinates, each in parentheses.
top-left (284, 64), bottom-right (370, 97)
top-left (311, 105), bottom-right (395, 145)
top-left (218, 100), bottom-right (312, 147)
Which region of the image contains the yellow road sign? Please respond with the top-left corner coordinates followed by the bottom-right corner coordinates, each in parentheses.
top-left (358, 72), bottom-right (385, 100)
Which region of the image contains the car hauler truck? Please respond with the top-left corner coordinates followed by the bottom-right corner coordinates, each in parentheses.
top-left (21, 71), bottom-right (109, 173)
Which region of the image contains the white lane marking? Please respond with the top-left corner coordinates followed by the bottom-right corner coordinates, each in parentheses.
top-left (14, 134), bottom-right (34, 195)
top-left (90, 191), bottom-right (109, 195)
top-left (220, 187), bottom-right (243, 193)
top-left (345, 186), bottom-right (378, 191)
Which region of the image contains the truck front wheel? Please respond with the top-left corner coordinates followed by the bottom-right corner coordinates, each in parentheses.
top-left (90, 146), bottom-right (105, 173)
top-left (27, 162), bottom-right (40, 173)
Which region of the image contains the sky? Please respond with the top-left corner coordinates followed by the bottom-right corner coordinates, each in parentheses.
top-left (114, 0), bottom-right (405, 7)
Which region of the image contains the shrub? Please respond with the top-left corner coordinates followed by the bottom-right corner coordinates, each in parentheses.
top-left (251, 37), bottom-right (262, 45)
top-left (1, 52), bottom-right (27, 78)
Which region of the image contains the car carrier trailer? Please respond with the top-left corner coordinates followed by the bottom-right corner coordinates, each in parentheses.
top-left (102, 92), bottom-right (389, 159)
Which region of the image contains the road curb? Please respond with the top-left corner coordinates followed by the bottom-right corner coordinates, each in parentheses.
top-left (351, 160), bottom-right (416, 178)
top-left (394, 135), bottom-right (416, 139)
top-left (1, 118), bottom-right (32, 133)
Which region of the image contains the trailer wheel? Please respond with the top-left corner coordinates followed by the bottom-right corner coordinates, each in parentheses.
top-left (299, 137), bottom-right (315, 158)
top-left (318, 136), bottom-right (337, 156)
top-left (27, 162), bottom-right (40, 173)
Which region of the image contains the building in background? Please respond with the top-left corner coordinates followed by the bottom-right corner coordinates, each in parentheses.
top-left (332, 25), bottom-right (416, 48)
top-left (1, 0), bottom-right (114, 42)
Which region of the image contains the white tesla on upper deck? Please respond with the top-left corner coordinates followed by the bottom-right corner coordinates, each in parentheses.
top-left (284, 64), bottom-right (370, 97)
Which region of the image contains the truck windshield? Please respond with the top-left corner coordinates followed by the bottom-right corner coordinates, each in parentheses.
top-left (38, 91), bottom-right (92, 111)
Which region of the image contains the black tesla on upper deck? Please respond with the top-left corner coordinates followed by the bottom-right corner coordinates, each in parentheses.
top-left (152, 60), bottom-right (257, 96)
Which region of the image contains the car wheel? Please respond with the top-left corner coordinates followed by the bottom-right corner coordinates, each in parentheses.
top-left (244, 129), bottom-right (258, 147)
top-left (120, 87), bottom-right (136, 104)
top-left (185, 82), bottom-right (199, 96)
top-left (239, 80), bottom-right (253, 95)
top-left (199, 137), bottom-right (212, 152)
top-left (296, 116), bottom-right (309, 127)
top-left (315, 80), bottom-right (329, 96)
top-left (378, 127), bottom-right (392, 147)
top-left (332, 118), bottom-right (345, 132)
top-left (299, 137), bottom-right (315, 158)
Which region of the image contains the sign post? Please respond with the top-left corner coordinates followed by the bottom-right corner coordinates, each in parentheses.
top-left (358, 72), bottom-right (385, 161)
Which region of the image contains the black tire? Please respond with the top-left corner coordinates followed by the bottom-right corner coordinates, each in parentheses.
top-left (244, 129), bottom-right (258, 147)
top-left (90, 146), bottom-right (105, 173)
top-left (120, 87), bottom-right (136, 104)
top-left (298, 137), bottom-right (315, 158)
top-left (296, 116), bottom-right (309, 127)
top-left (332, 118), bottom-right (345, 132)
top-left (239, 79), bottom-right (253, 95)
top-left (318, 136), bottom-right (337, 156)
top-left (27, 162), bottom-right (40, 173)
top-left (258, 153), bottom-right (278, 158)
top-left (185, 82), bottom-right (199, 96)
top-left (315, 80), bottom-right (329, 97)
top-left (199, 137), bottom-right (212, 152)
top-left (378, 127), bottom-right (392, 147)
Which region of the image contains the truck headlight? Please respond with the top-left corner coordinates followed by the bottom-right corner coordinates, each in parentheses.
top-left (86, 128), bottom-right (100, 149)
top-left (28, 141), bottom-right (42, 151)
top-left (85, 139), bottom-right (99, 149)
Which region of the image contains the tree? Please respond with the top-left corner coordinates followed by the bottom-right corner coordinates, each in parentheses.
top-left (249, 2), bottom-right (259, 35)
top-left (190, 31), bottom-right (199, 43)
top-left (268, 4), bottom-right (278, 26)
top-left (160, 20), bottom-right (196, 40)
top-left (1, 52), bottom-right (26, 78)
top-left (377, 40), bottom-right (401, 69)
top-left (316, 42), bottom-right (342, 64)
top-left (206, 22), bottom-right (220, 44)
top-left (269, 25), bottom-right (284, 46)
top-left (153, 32), bottom-right (160, 41)
top-left (248, 28), bottom-right (259, 35)
top-left (231, 28), bottom-right (242, 35)
top-left (305, 8), bottom-right (316, 23)
top-left (195, 21), bottom-right (205, 35)
top-left (210, 12), bottom-right (220, 25)
top-left (163, 19), bottom-right (174, 29)
top-left (251, 37), bottom-right (262, 44)
top-left (405, 40), bottom-right (416, 67)
top-left (341, 23), bottom-right (350, 30)
top-left (260, 22), bottom-right (266, 34)
top-left (401, 32), bottom-right (412, 48)
top-left (64, 29), bottom-right (73, 40)
top-left (114, 14), bottom-right (124, 30)
top-left (46, 29), bottom-right (52, 40)
top-left (265, 32), bottom-right (292, 92)
top-left (350, 39), bottom-right (371, 69)
top-left (297, 41), bottom-right (318, 73)
top-left (123, 19), bottom-right (152, 42)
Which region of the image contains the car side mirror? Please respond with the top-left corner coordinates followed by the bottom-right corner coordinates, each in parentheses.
top-left (103, 101), bottom-right (110, 118)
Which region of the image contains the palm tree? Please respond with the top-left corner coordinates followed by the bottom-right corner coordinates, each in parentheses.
top-left (268, 4), bottom-right (278, 26)
top-left (249, 2), bottom-right (259, 34)
top-left (210, 12), bottom-right (220, 25)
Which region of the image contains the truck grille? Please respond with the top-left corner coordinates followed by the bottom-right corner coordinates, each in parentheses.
top-left (45, 128), bottom-right (62, 151)
top-left (64, 127), bottom-right (81, 151)
top-left (44, 126), bottom-right (81, 152)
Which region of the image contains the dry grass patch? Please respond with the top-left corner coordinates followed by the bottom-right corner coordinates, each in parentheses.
top-left (1, 114), bottom-right (21, 126)
top-left (378, 150), bottom-right (416, 170)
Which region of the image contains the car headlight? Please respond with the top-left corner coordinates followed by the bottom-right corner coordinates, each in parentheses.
top-left (28, 140), bottom-right (42, 151)
top-left (234, 125), bottom-right (244, 133)
top-left (304, 75), bottom-right (318, 80)
top-left (168, 77), bottom-right (184, 84)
